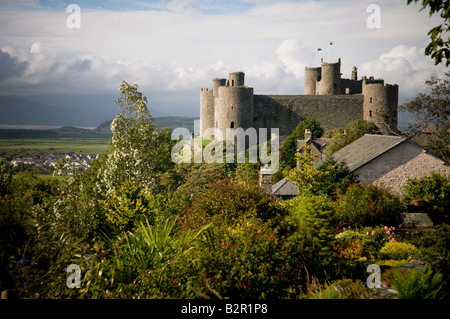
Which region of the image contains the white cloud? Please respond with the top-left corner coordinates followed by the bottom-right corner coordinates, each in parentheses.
top-left (30, 42), bottom-right (42, 54)
top-left (275, 39), bottom-right (311, 80)
top-left (359, 45), bottom-right (447, 103)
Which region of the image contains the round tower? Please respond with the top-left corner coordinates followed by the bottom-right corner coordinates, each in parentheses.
top-left (304, 66), bottom-right (321, 95)
top-left (212, 78), bottom-right (226, 133)
top-left (217, 85), bottom-right (254, 135)
top-left (228, 72), bottom-right (245, 87)
top-left (318, 58), bottom-right (341, 95)
top-left (212, 78), bottom-right (226, 98)
top-left (362, 77), bottom-right (398, 134)
top-left (200, 88), bottom-right (215, 137)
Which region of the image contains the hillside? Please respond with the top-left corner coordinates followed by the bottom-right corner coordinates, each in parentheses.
top-left (95, 117), bottom-right (199, 135)
top-left (0, 94), bottom-right (174, 127)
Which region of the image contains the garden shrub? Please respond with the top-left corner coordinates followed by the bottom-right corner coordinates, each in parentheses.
top-left (153, 217), bottom-right (304, 299)
top-left (403, 173), bottom-right (450, 223)
top-left (333, 184), bottom-right (405, 228)
top-left (379, 241), bottom-right (417, 261)
top-left (178, 178), bottom-right (284, 231)
top-left (305, 278), bottom-right (369, 299)
top-left (285, 195), bottom-right (338, 278)
top-left (102, 179), bottom-right (157, 232)
top-left (390, 264), bottom-right (446, 299)
top-left (415, 223), bottom-right (450, 261)
top-left (77, 216), bottom-right (210, 298)
top-left (330, 278), bottom-right (370, 299)
top-left (315, 157), bottom-right (359, 198)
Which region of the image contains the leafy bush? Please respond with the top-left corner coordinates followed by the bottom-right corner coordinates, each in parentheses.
top-left (333, 184), bottom-right (405, 228)
top-left (390, 264), bottom-right (446, 299)
top-left (178, 178), bottom-right (284, 231)
top-left (379, 241), bottom-right (417, 260)
top-left (0, 158), bottom-right (13, 196)
top-left (415, 223), bottom-right (450, 260)
top-left (152, 217), bottom-right (304, 299)
top-left (403, 173), bottom-right (450, 222)
top-left (315, 157), bottom-right (359, 198)
top-left (102, 179), bottom-right (157, 232)
top-left (285, 195), bottom-right (337, 277)
top-left (330, 278), bottom-right (370, 299)
top-left (77, 216), bottom-right (209, 298)
top-left (333, 225), bottom-right (398, 267)
top-left (305, 278), bottom-right (369, 299)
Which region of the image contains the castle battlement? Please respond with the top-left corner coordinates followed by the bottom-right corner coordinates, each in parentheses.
top-left (200, 58), bottom-right (398, 138)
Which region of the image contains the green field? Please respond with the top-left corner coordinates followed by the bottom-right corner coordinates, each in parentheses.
top-left (0, 116), bottom-right (199, 160)
top-left (0, 137), bottom-right (110, 159)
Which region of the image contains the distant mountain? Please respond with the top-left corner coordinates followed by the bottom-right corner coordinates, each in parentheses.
top-left (0, 94), bottom-right (171, 127)
top-left (96, 116), bottom-right (199, 135)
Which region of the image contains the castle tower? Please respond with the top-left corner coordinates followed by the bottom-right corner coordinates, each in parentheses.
top-left (212, 78), bottom-right (227, 97)
top-left (200, 88), bottom-right (215, 136)
top-left (217, 72), bottom-right (253, 135)
top-left (212, 78), bottom-right (226, 134)
top-left (318, 58), bottom-right (341, 95)
top-left (228, 72), bottom-right (245, 87)
top-left (362, 76), bottom-right (398, 134)
top-left (304, 66), bottom-right (321, 95)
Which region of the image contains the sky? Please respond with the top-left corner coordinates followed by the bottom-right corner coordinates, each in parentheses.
top-left (0, 0), bottom-right (448, 117)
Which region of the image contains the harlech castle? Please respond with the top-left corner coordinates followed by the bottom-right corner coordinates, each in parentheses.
top-left (199, 58), bottom-right (398, 139)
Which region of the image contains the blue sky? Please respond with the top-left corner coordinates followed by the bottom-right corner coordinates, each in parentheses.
top-left (0, 0), bottom-right (448, 117)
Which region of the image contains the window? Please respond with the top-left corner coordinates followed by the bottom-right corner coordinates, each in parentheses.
top-left (231, 80), bottom-right (235, 86)
top-left (370, 97), bottom-right (373, 103)
top-left (369, 110), bottom-right (372, 117)
top-left (230, 121), bottom-right (235, 128)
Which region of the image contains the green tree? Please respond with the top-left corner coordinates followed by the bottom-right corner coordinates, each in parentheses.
top-left (281, 118), bottom-right (324, 169)
top-left (0, 159), bottom-right (13, 196)
top-left (97, 81), bottom-right (159, 197)
top-left (285, 144), bottom-right (329, 195)
top-left (103, 179), bottom-right (156, 232)
top-left (285, 194), bottom-right (337, 278)
top-left (407, 0), bottom-right (450, 66)
top-left (400, 72), bottom-right (450, 162)
top-left (325, 119), bottom-right (380, 155)
top-left (315, 156), bottom-right (359, 198)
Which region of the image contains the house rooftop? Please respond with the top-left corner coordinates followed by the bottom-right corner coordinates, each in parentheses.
top-left (272, 177), bottom-right (298, 197)
top-left (297, 138), bottom-right (331, 151)
top-left (331, 134), bottom-right (408, 172)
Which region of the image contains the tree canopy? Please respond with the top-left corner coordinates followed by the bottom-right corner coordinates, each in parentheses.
top-left (400, 71), bottom-right (450, 162)
top-left (407, 0), bottom-right (450, 66)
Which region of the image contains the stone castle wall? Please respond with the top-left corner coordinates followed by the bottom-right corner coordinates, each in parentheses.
top-left (253, 94), bottom-right (364, 137)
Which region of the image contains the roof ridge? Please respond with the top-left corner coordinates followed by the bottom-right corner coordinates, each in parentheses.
top-left (363, 133), bottom-right (405, 139)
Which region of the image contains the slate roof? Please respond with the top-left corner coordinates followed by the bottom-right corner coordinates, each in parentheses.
top-left (271, 177), bottom-right (298, 197)
top-left (331, 134), bottom-right (408, 172)
top-left (297, 138), bottom-right (331, 151)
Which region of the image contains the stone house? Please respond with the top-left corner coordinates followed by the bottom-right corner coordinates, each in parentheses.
top-left (331, 134), bottom-right (450, 196)
top-left (268, 129), bottom-right (330, 199)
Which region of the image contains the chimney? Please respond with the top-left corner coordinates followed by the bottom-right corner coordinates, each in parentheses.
top-left (304, 129), bottom-right (312, 141)
top-left (352, 66), bottom-right (358, 81)
top-left (259, 164), bottom-right (274, 194)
